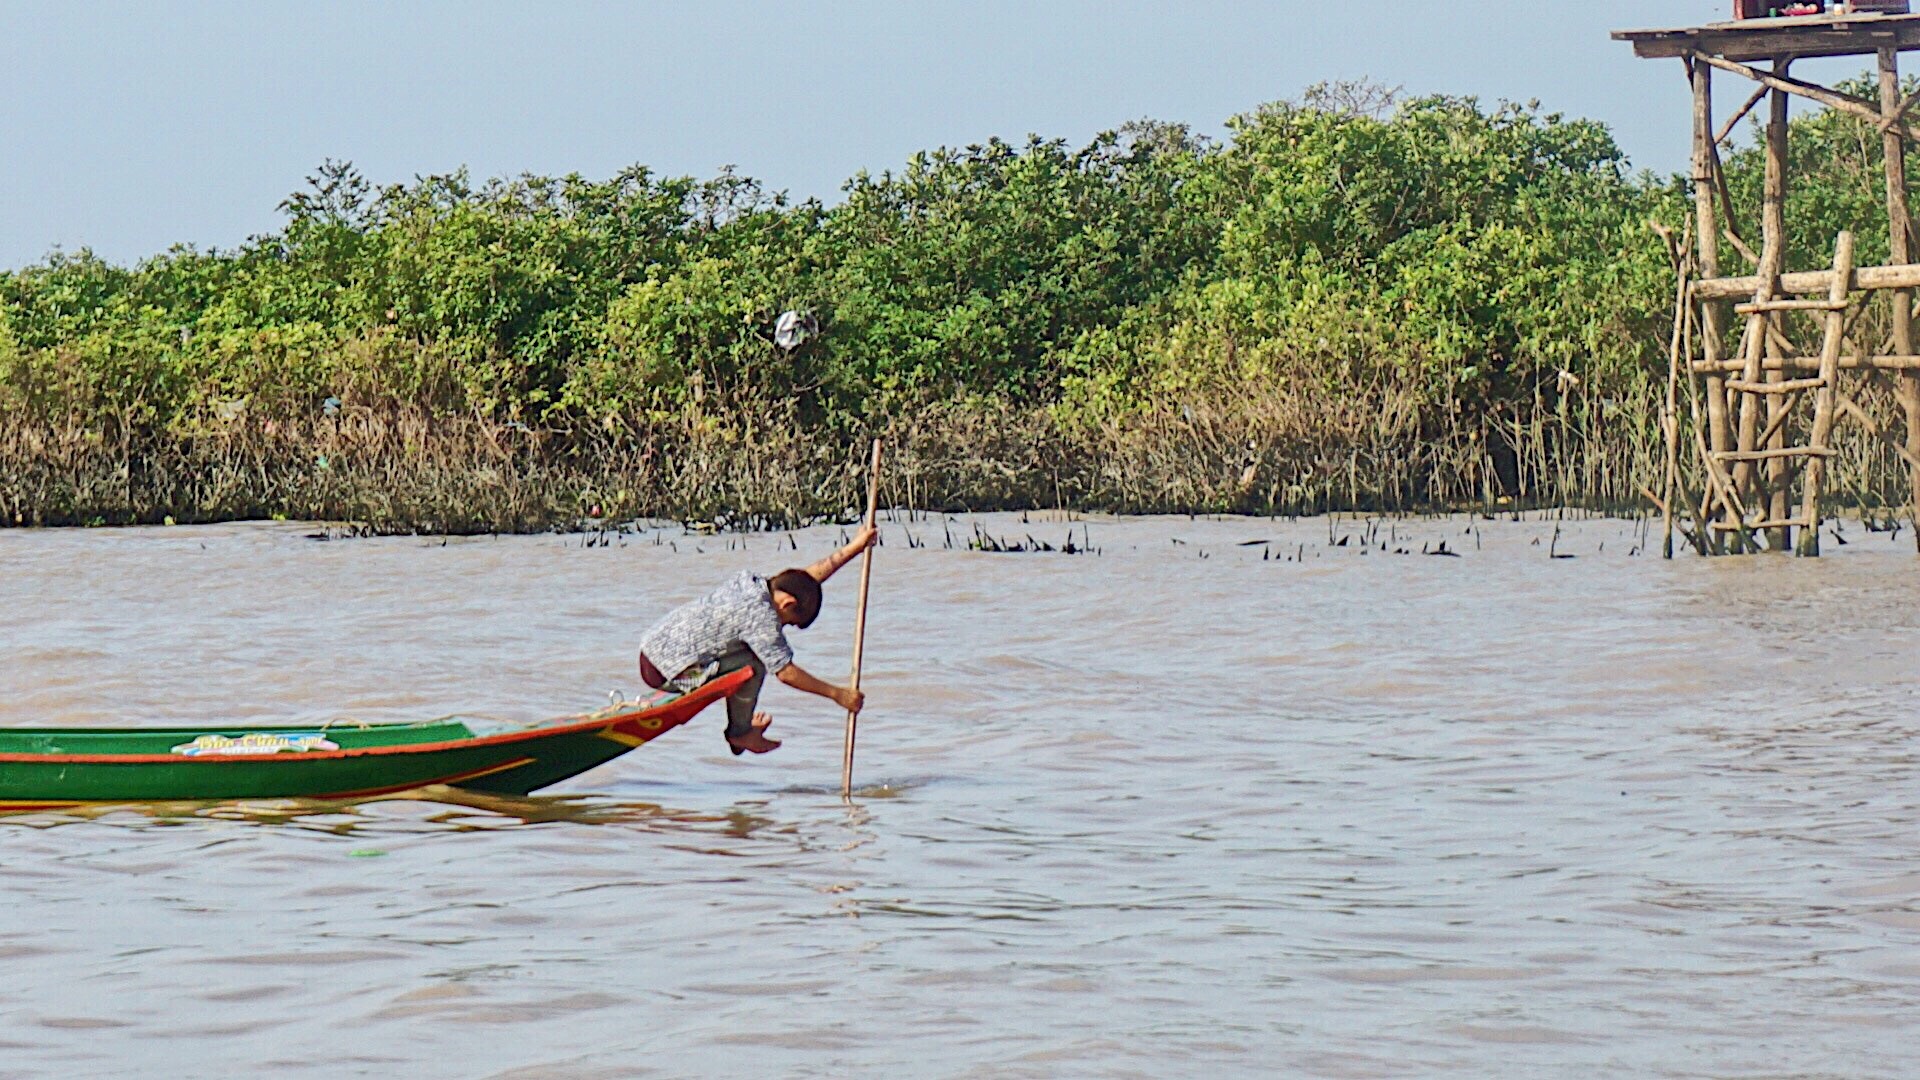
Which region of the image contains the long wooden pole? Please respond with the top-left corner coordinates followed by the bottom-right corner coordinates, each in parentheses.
top-left (1797, 231), bottom-right (1854, 557)
top-left (1762, 67), bottom-right (1792, 553)
top-left (1661, 225), bottom-right (1689, 559)
top-left (1694, 59), bottom-right (1732, 553)
top-left (1691, 51), bottom-right (1920, 146)
top-left (1697, 262), bottom-right (1920, 300)
top-left (841, 439), bottom-right (882, 797)
top-left (1880, 47), bottom-right (1920, 551)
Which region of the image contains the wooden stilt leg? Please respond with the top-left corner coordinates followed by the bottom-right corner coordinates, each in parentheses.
top-left (1880, 48), bottom-right (1920, 550)
top-left (1798, 232), bottom-right (1854, 557)
top-left (1693, 60), bottom-right (1732, 554)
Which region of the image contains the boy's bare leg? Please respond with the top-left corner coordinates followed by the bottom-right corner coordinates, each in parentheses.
top-left (710, 648), bottom-right (779, 755)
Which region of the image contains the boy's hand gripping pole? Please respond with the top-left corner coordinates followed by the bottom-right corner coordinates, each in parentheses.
top-left (841, 439), bottom-right (882, 797)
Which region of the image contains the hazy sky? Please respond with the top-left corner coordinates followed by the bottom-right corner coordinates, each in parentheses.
top-left (0, 1), bottom-right (1892, 267)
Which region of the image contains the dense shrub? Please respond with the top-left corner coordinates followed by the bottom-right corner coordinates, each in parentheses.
top-left (0, 83), bottom-right (1902, 528)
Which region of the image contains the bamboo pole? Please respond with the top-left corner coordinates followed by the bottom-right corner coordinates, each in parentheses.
top-left (1887, 82), bottom-right (1920, 133)
top-left (1695, 423), bottom-right (1753, 526)
top-left (1679, 285), bottom-right (1715, 555)
top-left (1708, 141), bottom-right (1760, 267)
top-left (1663, 238), bottom-right (1688, 559)
top-left (1735, 376), bottom-right (1827, 397)
top-left (1717, 445), bottom-right (1836, 462)
top-left (1881, 47), bottom-right (1920, 552)
top-left (1765, 327), bottom-right (1792, 549)
top-left (1693, 355), bottom-right (1920, 372)
top-left (1736, 63), bottom-right (1790, 552)
top-left (1696, 262), bottom-right (1920, 300)
top-left (1798, 232), bottom-right (1854, 557)
top-left (1691, 52), bottom-right (1920, 145)
top-left (1694, 59), bottom-right (1733, 554)
top-left (1754, 391), bottom-right (1806, 440)
top-left (1716, 82), bottom-right (1771, 146)
top-left (1763, 69), bottom-right (1793, 551)
top-left (1737, 299), bottom-right (1848, 314)
top-left (841, 439), bottom-right (882, 798)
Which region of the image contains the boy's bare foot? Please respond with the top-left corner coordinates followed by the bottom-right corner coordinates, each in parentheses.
top-left (727, 730), bottom-right (782, 755)
top-left (726, 713), bottom-right (781, 756)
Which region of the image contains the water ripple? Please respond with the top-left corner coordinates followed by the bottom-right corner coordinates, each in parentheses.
top-left (2, 514), bottom-right (1918, 1076)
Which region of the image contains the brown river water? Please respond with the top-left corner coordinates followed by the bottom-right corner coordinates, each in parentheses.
top-left (2, 512), bottom-right (1918, 1078)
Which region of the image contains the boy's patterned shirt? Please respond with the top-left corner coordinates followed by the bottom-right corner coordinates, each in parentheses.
top-left (639, 571), bottom-right (795, 678)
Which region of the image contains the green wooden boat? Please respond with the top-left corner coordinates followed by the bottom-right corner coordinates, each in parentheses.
top-left (0, 668), bottom-right (752, 812)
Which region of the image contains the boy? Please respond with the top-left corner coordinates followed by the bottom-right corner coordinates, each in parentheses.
top-left (637, 526), bottom-right (876, 755)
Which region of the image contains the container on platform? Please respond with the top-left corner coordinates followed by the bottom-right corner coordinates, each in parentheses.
top-left (1732, 1), bottom-right (1910, 18)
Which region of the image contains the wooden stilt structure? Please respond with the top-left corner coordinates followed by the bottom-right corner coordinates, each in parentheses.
top-left (1618, 11), bottom-right (1920, 555)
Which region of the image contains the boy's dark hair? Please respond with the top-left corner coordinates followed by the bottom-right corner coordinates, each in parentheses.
top-left (769, 568), bottom-right (822, 628)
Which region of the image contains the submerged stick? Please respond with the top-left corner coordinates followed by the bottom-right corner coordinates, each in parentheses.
top-left (842, 439), bottom-right (883, 797)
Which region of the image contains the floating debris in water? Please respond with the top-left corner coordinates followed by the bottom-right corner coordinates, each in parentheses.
top-left (966, 523), bottom-right (1098, 555)
top-left (304, 522), bottom-right (377, 541)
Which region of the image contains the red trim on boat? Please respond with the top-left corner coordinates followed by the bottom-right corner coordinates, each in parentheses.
top-left (0, 668), bottom-right (752, 766)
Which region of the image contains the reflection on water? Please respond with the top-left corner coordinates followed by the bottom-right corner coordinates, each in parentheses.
top-left (0, 788), bottom-right (782, 837)
top-left (3, 513), bottom-right (1920, 1077)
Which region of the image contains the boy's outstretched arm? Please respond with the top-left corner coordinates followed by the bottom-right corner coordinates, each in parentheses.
top-left (775, 662), bottom-right (865, 714)
top-left (804, 524), bottom-right (878, 584)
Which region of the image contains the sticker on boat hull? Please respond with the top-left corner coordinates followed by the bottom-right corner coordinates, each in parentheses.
top-left (170, 733), bottom-right (340, 757)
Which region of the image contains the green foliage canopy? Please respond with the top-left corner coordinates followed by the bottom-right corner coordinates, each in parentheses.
top-left (12, 81), bottom-right (1866, 474)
